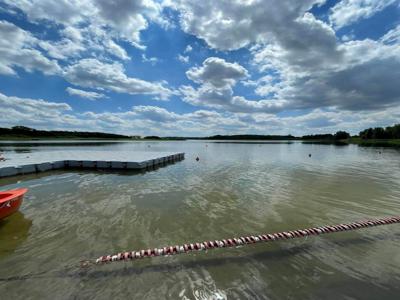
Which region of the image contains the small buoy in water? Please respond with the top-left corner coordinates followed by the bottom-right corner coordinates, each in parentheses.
top-left (196, 157), bottom-right (200, 161)
top-left (205, 144), bottom-right (208, 147)
top-left (379, 151), bottom-right (382, 154)
top-left (308, 154), bottom-right (312, 157)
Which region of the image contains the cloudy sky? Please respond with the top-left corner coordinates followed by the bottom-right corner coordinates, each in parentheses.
top-left (0, 0), bottom-right (399, 136)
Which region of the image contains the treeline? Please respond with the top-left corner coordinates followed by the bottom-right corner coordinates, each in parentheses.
top-left (0, 126), bottom-right (130, 139)
top-left (359, 124), bottom-right (400, 139)
top-left (2, 124), bottom-right (399, 141)
top-left (301, 131), bottom-right (350, 140)
top-left (203, 134), bottom-right (297, 140)
top-left (208, 132), bottom-right (351, 141)
top-left (143, 136), bottom-right (186, 140)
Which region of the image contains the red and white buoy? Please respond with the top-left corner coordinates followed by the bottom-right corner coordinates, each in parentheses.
top-left (94, 215), bottom-right (400, 265)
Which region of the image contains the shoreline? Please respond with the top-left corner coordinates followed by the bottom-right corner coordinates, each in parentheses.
top-left (1, 137), bottom-right (399, 147)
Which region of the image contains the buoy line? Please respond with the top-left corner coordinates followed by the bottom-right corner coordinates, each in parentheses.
top-left (93, 216), bottom-right (400, 265)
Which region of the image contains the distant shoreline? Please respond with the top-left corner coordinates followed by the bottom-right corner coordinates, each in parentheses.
top-left (1, 136), bottom-right (399, 148)
top-left (1, 125), bottom-right (399, 147)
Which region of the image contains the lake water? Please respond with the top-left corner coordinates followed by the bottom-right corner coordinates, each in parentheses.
top-left (0, 141), bottom-right (400, 299)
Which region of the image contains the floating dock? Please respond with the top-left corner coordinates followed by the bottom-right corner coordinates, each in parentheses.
top-left (0, 151), bottom-right (185, 178)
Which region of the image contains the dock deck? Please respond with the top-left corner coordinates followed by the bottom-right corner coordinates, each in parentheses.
top-left (0, 151), bottom-right (185, 178)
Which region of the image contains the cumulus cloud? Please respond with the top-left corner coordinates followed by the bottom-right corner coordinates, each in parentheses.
top-left (180, 82), bottom-right (288, 114)
top-left (329, 0), bottom-right (398, 29)
top-left (181, 57), bottom-right (289, 113)
top-left (82, 104), bottom-right (248, 135)
top-left (37, 27), bottom-right (85, 60)
top-left (0, 0), bottom-right (168, 80)
top-left (0, 20), bottom-right (61, 75)
top-left (4, 0), bottom-right (166, 47)
top-left (0, 2), bottom-right (177, 100)
top-left (171, 0), bottom-right (324, 51)
top-left (170, 1), bottom-right (400, 114)
top-left (35, 24), bottom-right (130, 61)
top-left (0, 92), bottom-right (77, 128)
top-left (66, 87), bottom-right (106, 100)
top-left (2, 90), bottom-right (400, 136)
top-left (0, 91), bottom-right (237, 135)
top-left (252, 36), bottom-right (400, 111)
top-left (104, 39), bottom-right (130, 60)
top-left (1, 0), bottom-right (400, 135)
top-left (81, 103), bottom-right (400, 136)
top-left (64, 58), bottom-right (174, 100)
top-left (132, 105), bottom-right (180, 122)
top-left (186, 57), bottom-right (248, 88)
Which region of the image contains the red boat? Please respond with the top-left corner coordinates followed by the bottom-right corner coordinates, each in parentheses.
top-left (0, 188), bottom-right (28, 220)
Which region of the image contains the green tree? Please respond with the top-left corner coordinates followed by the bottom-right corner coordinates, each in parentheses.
top-left (334, 131), bottom-right (350, 140)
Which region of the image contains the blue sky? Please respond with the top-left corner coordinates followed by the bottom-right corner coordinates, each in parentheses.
top-left (0, 0), bottom-right (399, 136)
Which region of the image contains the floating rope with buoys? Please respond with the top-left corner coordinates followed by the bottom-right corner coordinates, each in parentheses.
top-left (0, 215), bottom-right (399, 282)
top-left (92, 215), bottom-right (400, 266)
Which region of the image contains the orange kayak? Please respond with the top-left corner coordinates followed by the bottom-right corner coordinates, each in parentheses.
top-left (0, 188), bottom-right (28, 220)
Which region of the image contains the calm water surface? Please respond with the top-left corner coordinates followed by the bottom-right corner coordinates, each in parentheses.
top-left (0, 141), bottom-right (400, 299)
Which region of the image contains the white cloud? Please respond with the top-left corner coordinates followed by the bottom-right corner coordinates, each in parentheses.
top-left (142, 54), bottom-right (159, 65)
top-left (35, 25), bottom-right (130, 61)
top-left (0, 92), bottom-right (78, 128)
top-left (2, 91), bottom-right (400, 136)
top-left (4, 0), bottom-right (167, 47)
top-left (66, 87), bottom-right (106, 100)
top-left (180, 84), bottom-right (287, 113)
top-left (380, 24), bottom-right (400, 45)
top-left (329, 0), bottom-right (398, 29)
top-left (80, 103), bottom-right (400, 136)
top-left (94, 0), bottom-right (168, 46)
top-left (178, 54), bottom-right (189, 63)
top-left (104, 39), bottom-right (130, 60)
top-left (184, 45), bottom-right (193, 53)
top-left (38, 31), bottom-right (85, 60)
top-left (132, 105), bottom-right (180, 122)
top-left (1, 0), bottom-right (400, 135)
top-left (251, 36), bottom-right (400, 111)
top-left (0, 20), bottom-right (61, 75)
top-left (64, 58), bottom-right (174, 100)
top-left (171, 1), bottom-right (400, 114)
top-left (186, 57), bottom-right (248, 88)
top-left (170, 0), bottom-right (325, 51)
top-left (181, 57), bottom-right (287, 113)
top-left (4, 0), bottom-right (89, 24)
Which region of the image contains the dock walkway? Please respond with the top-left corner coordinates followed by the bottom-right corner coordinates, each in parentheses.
top-left (0, 151), bottom-right (185, 178)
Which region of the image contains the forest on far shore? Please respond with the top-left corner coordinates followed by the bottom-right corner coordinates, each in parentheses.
top-left (0, 124), bottom-right (399, 142)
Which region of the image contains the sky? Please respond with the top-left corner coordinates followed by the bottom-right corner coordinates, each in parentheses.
top-left (0, 0), bottom-right (399, 137)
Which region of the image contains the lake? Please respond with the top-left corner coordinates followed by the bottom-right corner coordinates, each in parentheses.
top-left (0, 141), bottom-right (400, 299)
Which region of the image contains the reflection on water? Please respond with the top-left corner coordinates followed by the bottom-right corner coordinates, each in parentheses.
top-left (0, 211), bottom-right (32, 259)
top-left (0, 141), bottom-right (399, 299)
